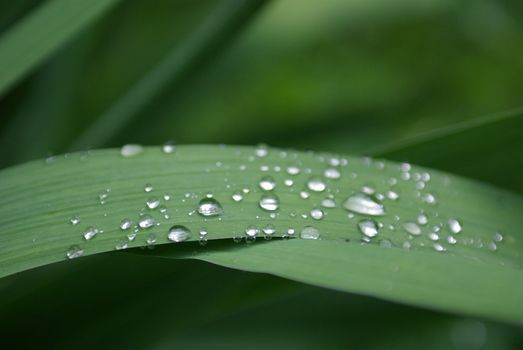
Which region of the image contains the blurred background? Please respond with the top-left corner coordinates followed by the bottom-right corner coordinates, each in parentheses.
top-left (1, 1), bottom-right (523, 348)
top-left (1, 0), bottom-right (522, 168)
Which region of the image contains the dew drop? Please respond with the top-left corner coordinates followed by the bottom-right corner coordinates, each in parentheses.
top-left (284, 179), bottom-right (294, 187)
top-left (232, 191), bottom-right (243, 202)
top-left (447, 235), bottom-right (457, 245)
top-left (324, 168), bottom-right (341, 179)
top-left (417, 214), bottom-right (428, 225)
top-left (493, 232), bottom-right (503, 242)
top-left (300, 226), bottom-right (320, 240)
top-left (66, 245), bottom-right (84, 259)
top-left (310, 208), bottom-right (324, 220)
top-left (120, 218), bottom-right (132, 230)
top-left (146, 233), bottom-right (157, 245)
top-left (144, 184), bottom-right (153, 193)
top-left (433, 243), bottom-right (446, 252)
top-left (197, 197), bottom-right (224, 217)
top-left (428, 232), bottom-right (440, 241)
top-left (245, 225), bottom-right (258, 238)
top-left (83, 227), bottom-right (99, 240)
top-left (167, 225), bottom-right (192, 242)
top-left (70, 216), bottom-right (80, 225)
top-left (146, 197), bottom-right (160, 209)
top-left (121, 144), bottom-right (143, 158)
top-left (403, 222), bottom-right (421, 235)
top-left (115, 240), bottom-right (128, 250)
top-left (259, 176), bottom-right (276, 191)
top-left (139, 215), bottom-right (155, 229)
top-left (343, 193), bottom-right (385, 216)
top-left (98, 189), bottom-right (109, 204)
top-left (286, 166), bottom-right (300, 175)
top-left (255, 144), bottom-right (269, 157)
top-left (307, 177), bottom-right (326, 192)
top-left (358, 219), bottom-right (379, 238)
top-left (259, 194), bottom-right (280, 211)
top-left (299, 191), bottom-right (310, 199)
top-left (321, 198), bottom-right (336, 208)
top-left (162, 141), bottom-right (176, 154)
top-left (448, 218), bottom-right (462, 234)
top-left (422, 193), bottom-right (437, 204)
top-left (386, 190), bottom-right (399, 200)
top-left (127, 232), bottom-right (137, 241)
top-left (487, 242), bottom-right (497, 252)
top-left (263, 224), bottom-right (276, 236)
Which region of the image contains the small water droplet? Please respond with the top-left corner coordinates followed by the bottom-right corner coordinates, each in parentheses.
top-left (447, 235), bottom-right (457, 245)
top-left (307, 177), bottom-right (326, 192)
top-left (343, 193), bottom-right (385, 216)
top-left (83, 227), bottom-right (99, 240)
top-left (324, 168), bottom-right (341, 179)
top-left (422, 193), bottom-right (437, 204)
top-left (428, 232), bottom-right (440, 241)
top-left (417, 214), bottom-right (428, 225)
top-left (197, 197), bottom-right (223, 217)
top-left (255, 144), bottom-right (269, 157)
top-left (259, 194), bottom-right (280, 211)
top-left (448, 218), bottom-right (462, 234)
top-left (321, 198), bottom-right (336, 208)
top-left (361, 186), bottom-right (375, 195)
top-left (286, 166), bottom-right (300, 175)
top-left (310, 208), bottom-right (324, 220)
top-left (358, 219), bottom-right (379, 238)
top-left (259, 176), bottom-right (276, 191)
top-left (300, 226), bottom-right (320, 240)
top-left (232, 191), bottom-right (244, 202)
top-left (146, 197), bottom-right (160, 209)
top-left (386, 190), bottom-right (399, 200)
top-left (432, 243), bottom-right (446, 252)
top-left (144, 184), bottom-right (153, 193)
top-left (115, 240), bottom-right (128, 250)
top-left (70, 216), bottom-right (80, 225)
top-left (487, 242), bottom-right (497, 252)
top-left (403, 222), bottom-right (421, 235)
top-left (66, 245), bottom-right (84, 259)
top-left (263, 224), bottom-right (276, 236)
top-left (98, 189), bottom-right (109, 204)
top-left (139, 215), bottom-right (155, 229)
top-left (245, 225), bottom-right (258, 238)
top-left (127, 232), bottom-right (137, 241)
top-left (168, 225), bottom-right (192, 242)
top-left (146, 233), bottom-right (157, 245)
top-left (162, 141), bottom-right (176, 154)
top-left (121, 144), bottom-right (143, 157)
top-left (493, 232), bottom-right (503, 242)
top-left (120, 218), bottom-right (132, 230)
top-left (284, 179), bottom-right (294, 187)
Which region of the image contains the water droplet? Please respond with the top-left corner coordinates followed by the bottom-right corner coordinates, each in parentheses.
top-left (232, 191), bottom-right (244, 202)
top-left (307, 177), bottom-right (326, 192)
top-left (139, 215), bottom-right (155, 229)
top-left (83, 227), bottom-right (99, 240)
top-left (121, 144), bottom-right (143, 157)
top-left (127, 232), bottom-right (137, 241)
top-left (321, 198), bottom-right (336, 208)
top-left (259, 176), bottom-right (276, 191)
top-left (197, 197), bottom-right (223, 217)
top-left (358, 220), bottom-right (379, 238)
top-left (428, 232), bottom-right (439, 241)
top-left (144, 184), bottom-right (153, 193)
top-left (386, 190), bottom-right (399, 200)
top-left (286, 166), bottom-right (300, 175)
top-left (300, 226), bottom-right (320, 240)
top-left (493, 232), bottom-right (503, 242)
top-left (255, 144), bottom-right (269, 157)
top-left (287, 228), bottom-right (296, 236)
top-left (120, 218), bottom-right (132, 230)
top-left (422, 193), bottom-right (437, 204)
top-left (432, 243), bottom-right (446, 252)
top-left (262, 224), bottom-right (276, 236)
top-left (245, 225), bottom-right (258, 238)
top-left (448, 218), bottom-right (462, 234)
top-left (98, 189), bottom-right (109, 204)
top-left (487, 242), bottom-right (497, 252)
top-left (168, 225), bottom-right (192, 242)
top-left (115, 240), bottom-right (128, 250)
top-left (284, 179), bottom-right (294, 187)
top-left (299, 191), bottom-right (310, 199)
top-left (70, 216), bottom-right (80, 225)
top-left (66, 245), bottom-right (84, 259)
top-left (343, 193), bottom-right (385, 216)
top-left (324, 168), bottom-right (341, 179)
top-left (361, 186), bottom-right (375, 195)
top-left (403, 222), bottom-right (421, 235)
top-left (310, 208), bottom-right (324, 220)
top-left (259, 194), bottom-right (280, 211)
top-left (417, 214), bottom-right (428, 225)
top-left (447, 235), bottom-right (457, 245)
top-left (162, 141), bottom-right (176, 154)
top-left (146, 197), bottom-right (160, 209)
top-left (146, 233), bottom-right (157, 245)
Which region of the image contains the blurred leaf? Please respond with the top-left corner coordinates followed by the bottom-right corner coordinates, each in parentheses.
top-left (0, 0), bottom-right (121, 97)
top-left (369, 107), bottom-right (523, 193)
top-left (71, 0), bottom-right (269, 150)
top-left (0, 145), bottom-right (522, 325)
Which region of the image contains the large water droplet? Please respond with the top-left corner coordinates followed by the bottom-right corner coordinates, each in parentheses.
top-left (121, 144), bottom-right (143, 158)
top-left (259, 176), bottom-right (276, 191)
top-left (168, 225), bottom-right (192, 242)
top-left (358, 219), bottom-right (379, 238)
top-left (448, 218), bottom-right (462, 234)
top-left (83, 227), bottom-right (99, 240)
top-left (300, 226), bottom-right (320, 240)
top-left (197, 197), bottom-right (224, 217)
top-left (66, 245), bottom-right (84, 259)
top-left (307, 177), bottom-right (326, 192)
top-left (259, 194), bottom-right (280, 211)
top-left (343, 193), bottom-right (385, 216)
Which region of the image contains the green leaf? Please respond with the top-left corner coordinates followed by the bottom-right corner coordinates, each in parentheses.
top-left (369, 107), bottom-right (523, 194)
top-left (0, 0), bottom-right (122, 97)
top-left (1, 145), bottom-right (522, 325)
